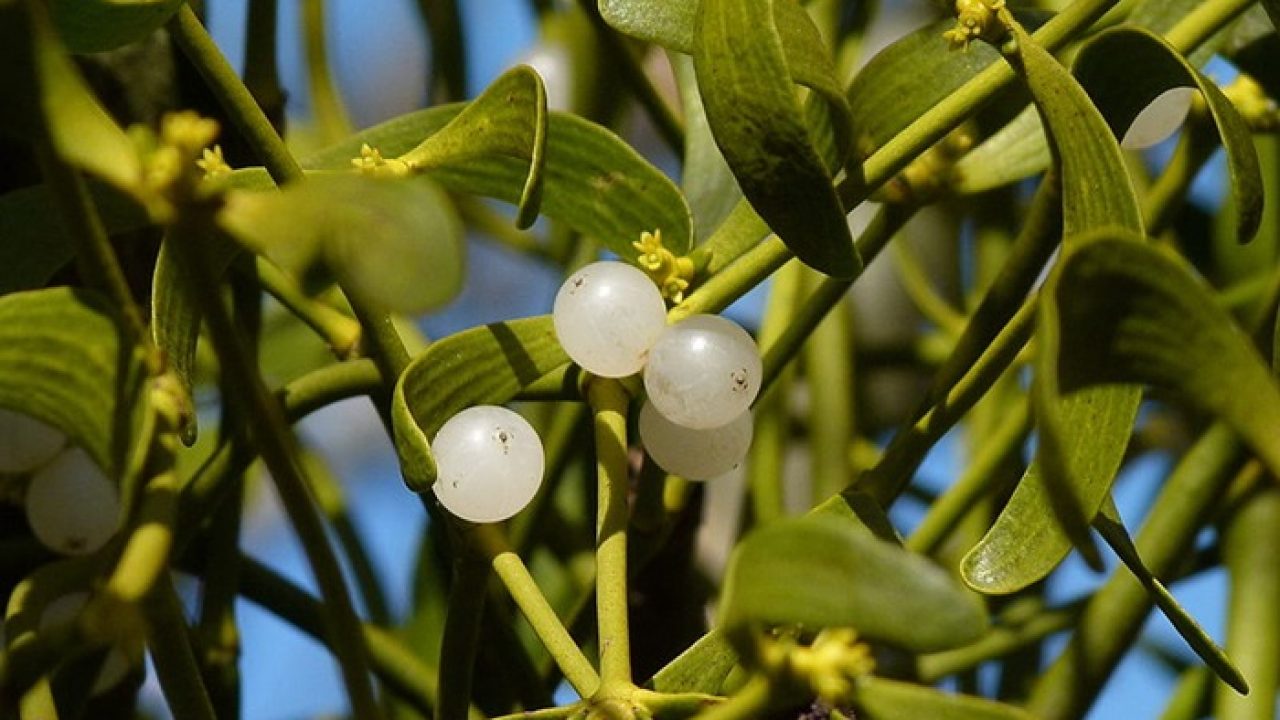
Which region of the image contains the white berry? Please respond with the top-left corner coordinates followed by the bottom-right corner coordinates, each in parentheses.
top-left (643, 315), bottom-right (762, 429)
top-left (0, 408), bottom-right (66, 473)
top-left (25, 447), bottom-right (121, 556)
top-left (432, 406), bottom-right (545, 523)
top-left (553, 261), bottom-right (668, 378)
top-left (1122, 87), bottom-right (1196, 149)
top-left (640, 400), bottom-right (753, 480)
top-left (39, 591), bottom-right (132, 694)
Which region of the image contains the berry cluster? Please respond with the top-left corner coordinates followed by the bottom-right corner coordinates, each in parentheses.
top-left (1, 408), bottom-right (121, 557)
top-left (429, 260), bottom-right (761, 524)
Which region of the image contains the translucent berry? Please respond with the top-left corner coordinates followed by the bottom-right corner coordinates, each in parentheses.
top-left (0, 408), bottom-right (66, 473)
top-left (25, 447), bottom-right (121, 555)
top-left (553, 261), bottom-right (668, 378)
top-left (643, 314), bottom-right (762, 429)
top-left (432, 406), bottom-right (545, 523)
top-left (40, 591), bottom-right (131, 694)
top-left (639, 400), bottom-right (753, 480)
top-left (1122, 87), bottom-right (1196, 149)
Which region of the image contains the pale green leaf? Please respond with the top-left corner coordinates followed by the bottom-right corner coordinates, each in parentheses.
top-left (646, 630), bottom-right (738, 694)
top-left (392, 317), bottom-right (569, 492)
top-left (719, 515), bottom-right (987, 653)
top-left (396, 65), bottom-right (547, 229)
top-left (217, 175), bottom-right (464, 314)
top-left (694, 0), bottom-right (858, 278)
top-left (852, 676), bottom-right (1037, 720)
top-left (50, 0), bottom-right (183, 53)
top-left (0, 288), bottom-right (145, 476)
top-left (949, 103), bottom-right (1050, 196)
top-left (303, 105), bottom-right (692, 259)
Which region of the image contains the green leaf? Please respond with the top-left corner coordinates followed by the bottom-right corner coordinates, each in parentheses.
top-left (1072, 27), bottom-right (1263, 243)
top-left (693, 0), bottom-right (858, 278)
top-left (671, 52), bottom-right (742, 240)
top-left (647, 631), bottom-right (738, 694)
top-left (846, 17), bottom-right (1005, 157)
top-left (719, 515), bottom-right (987, 653)
top-left (392, 317), bottom-right (569, 492)
top-left (963, 24), bottom-right (1147, 594)
top-left (303, 105), bottom-right (692, 259)
top-left (1043, 235), bottom-right (1280, 477)
top-left (851, 676), bottom-right (1037, 720)
top-left (0, 288), bottom-right (145, 476)
top-left (1093, 499), bottom-right (1249, 694)
top-left (50, 0), bottom-right (183, 53)
top-left (0, 180), bottom-right (149, 294)
top-left (949, 104), bottom-right (1049, 196)
top-left (396, 65), bottom-right (547, 229)
top-left (0, 0), bottom-right (141, 191)
top-left (217, 174), bottom-right (464, 314)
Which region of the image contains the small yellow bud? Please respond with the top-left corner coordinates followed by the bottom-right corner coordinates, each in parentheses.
top-left (351, 143), bottom-right (411, 177)
top-left (195, 145), bottom-right (232, 179)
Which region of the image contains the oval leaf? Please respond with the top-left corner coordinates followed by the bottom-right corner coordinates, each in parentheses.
top-left (50, 0), bottom-right (183, 54)
top-left (693, 0), bottom-right (858, 278)
top-left (852, 676), bottom-right (1038, 720)
top-left (396, 65), bottom-right (547, 229)
top-left (303, 106), bottom-right (692, 259)
top-left (719, 515), bottom-right (988, 653)
top-left (392, 317), bottom-right (569, 492)
top-left (0, 288), bottom-right (145, 476)
top-left (217, 175), bottom-right (464, 314)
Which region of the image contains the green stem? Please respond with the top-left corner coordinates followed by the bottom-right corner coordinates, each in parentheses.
top-left (917, 598), bottom-right (1084, 682)
top-left (195, 472), bottom-right (244, 720)
top-left (690, 675), bottom-right (776, 720)
top-left (892, 239), bottom-right (965, 335)
top-left (1026, 427), bottom-right (1249, 718)
top-left (33, 143), bottom-right (150, 361)
top-left (588, 378), bottom-right (635, 689)
top-left (802, 267), bottom-right (856, 503)
top-left (1214, 485), bottom-right (1280, 718)
top-left (302, 0), bottom-right (354, 142)
top-left (168, 213), bottom-right (381, 719)
top-left (243, 0), bottom-right (286, 131)
top-left (1163, 0), bottom-right (1258, 53)
top-left (1161, 667), bottom-right (1212, 720)
top-left (230, 556), bottom-right (454, 718)
top-left (170, 6), bottom-right (304, 185)
top-left (472, 524), bottom-right (601, 697)
top-left (906, 397), bottom-right (1031, 555)
top-left (146, 576), bottom-right (218, 720)
top-left (748, 262), bottom-right (804, 525)
top-left (437, 559), bottom-right (490, 720)
top-left (253, 258), bottom-right (362, 357)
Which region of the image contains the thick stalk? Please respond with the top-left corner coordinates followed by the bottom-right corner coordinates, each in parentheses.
top-left (1214, 485), bottom-right (1280, 719)
top-left (436, 559), bottom-right (489, 720)
top-left (472, 524), bottom-right (601, 697)
top-left (588, 378), bottom-right (634, 689)
top-left (146, 576), bottom-right (218, 720)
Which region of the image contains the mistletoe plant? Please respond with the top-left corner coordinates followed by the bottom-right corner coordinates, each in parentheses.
top-left (2, 0), bottom-right (1280, 718)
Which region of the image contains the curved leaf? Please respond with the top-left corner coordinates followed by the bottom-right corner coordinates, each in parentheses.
top-left (963, 23), bottom-right (1145, 594)
top-left (396, 65), bottom-right (547, 229)
top-left (50, 0), bottom-right (183, 54)
top-left (217, 175), bottom-right (464, 314)
top-left (693, 0), bottom-right (858, 278)
top-left (1073, 27), bottom-right (1263, 242)
top-left (1045, 235), bottom-right (1280, 476)
top-left (303, 106), bottom-right (693, 258)
top-left (392, 317), bottom-right (569, 493)
top-left (1094, 499), bottom-right (1248, 694)
top-left (852, 676), bottom-right (1037, 720)
top-left (718, 515), bottom-right (988, 653)
top-left (0, 288), bottom-right (145, 476)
